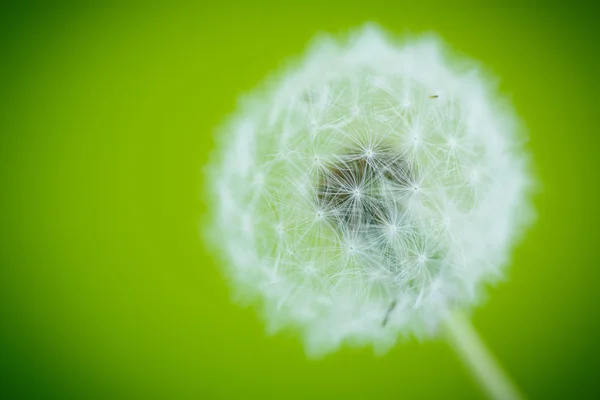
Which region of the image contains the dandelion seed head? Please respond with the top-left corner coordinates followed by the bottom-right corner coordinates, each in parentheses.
top-left (206, 24), bottom-right (534, 356)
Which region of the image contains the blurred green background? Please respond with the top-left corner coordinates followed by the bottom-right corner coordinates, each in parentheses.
top-left (1, 1), bottom-right (598, 398)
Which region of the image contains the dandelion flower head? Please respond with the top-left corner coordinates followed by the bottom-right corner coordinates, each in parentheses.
top-left (207, 24), bottom-right (533, 356)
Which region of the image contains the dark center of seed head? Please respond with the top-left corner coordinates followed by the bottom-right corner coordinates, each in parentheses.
top-left (316, 150), bottom-right (413, 228)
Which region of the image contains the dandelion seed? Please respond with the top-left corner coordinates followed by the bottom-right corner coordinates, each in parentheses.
top-left (381, 300), bottom-right (398, 327)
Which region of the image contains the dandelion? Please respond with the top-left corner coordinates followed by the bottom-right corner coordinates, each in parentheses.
top-left (206, 23), bottom-right (534, 399)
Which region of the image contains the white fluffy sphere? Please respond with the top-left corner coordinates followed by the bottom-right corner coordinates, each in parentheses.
top-left (206, 24), bottom-right (533, 356)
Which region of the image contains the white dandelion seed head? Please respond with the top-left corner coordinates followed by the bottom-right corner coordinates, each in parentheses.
top-left (206, 24), bottom-right (534, 357)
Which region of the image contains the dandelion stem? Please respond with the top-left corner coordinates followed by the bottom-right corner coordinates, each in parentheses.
top-left (444, 311), bottom-right (524, 400)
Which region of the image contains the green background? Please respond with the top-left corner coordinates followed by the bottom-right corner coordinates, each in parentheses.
top-left (1, 1), bottom-right (598, 398)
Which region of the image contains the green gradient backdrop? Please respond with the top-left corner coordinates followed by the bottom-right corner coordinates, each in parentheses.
top-left (1, 1), bottom-right (598, 399)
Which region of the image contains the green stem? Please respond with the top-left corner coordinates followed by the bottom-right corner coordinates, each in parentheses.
top-left (444, 311), bottom-right (524, 400)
